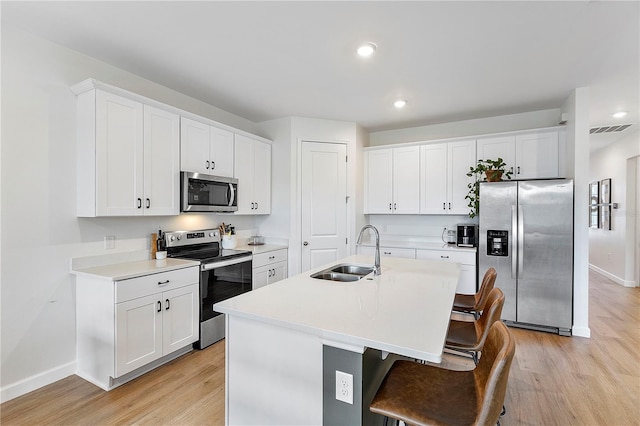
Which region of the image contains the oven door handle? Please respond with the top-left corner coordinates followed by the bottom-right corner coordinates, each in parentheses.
top-left (201, 254), bottom-right (252, 271)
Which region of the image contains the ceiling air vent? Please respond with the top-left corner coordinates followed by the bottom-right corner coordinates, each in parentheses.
top-left (590, 124), bottom-right (632, 134)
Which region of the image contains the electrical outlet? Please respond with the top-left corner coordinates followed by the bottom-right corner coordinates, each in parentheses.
top-left (104, 235), bottom-right (115, 250)
top-left (335, 370), bottom-right (353, 405)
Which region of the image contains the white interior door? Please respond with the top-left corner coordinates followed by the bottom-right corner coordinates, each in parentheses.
top-left (301, 142), bottom-right (348, 272)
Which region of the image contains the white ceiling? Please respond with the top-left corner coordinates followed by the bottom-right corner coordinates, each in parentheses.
top-left (2, 1), bottom-right (638, 150)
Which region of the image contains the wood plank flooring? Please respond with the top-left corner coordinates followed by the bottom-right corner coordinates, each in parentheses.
top-left (2, 270), bottom-right (639, 425)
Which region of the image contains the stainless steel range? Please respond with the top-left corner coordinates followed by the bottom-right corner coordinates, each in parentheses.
top-left (165, 229), bottom-right (252, 349)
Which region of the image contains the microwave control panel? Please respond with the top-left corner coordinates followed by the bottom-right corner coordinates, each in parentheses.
top-left (487, 230), bottom-right (508, 257)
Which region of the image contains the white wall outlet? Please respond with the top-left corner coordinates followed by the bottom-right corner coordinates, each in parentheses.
top-left (335, 370), bottom-right (353, 405)
top-left (104, 235), bottom-right (115, 250)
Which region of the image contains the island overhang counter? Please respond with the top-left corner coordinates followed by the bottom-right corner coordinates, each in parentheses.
top-left (213, 254), bottom-right (460, 425)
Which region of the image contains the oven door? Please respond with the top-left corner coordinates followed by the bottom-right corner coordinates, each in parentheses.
top-left (200, 255), bottom-right (252, 323)
top-left (181, 172), bottom-right (238, 213)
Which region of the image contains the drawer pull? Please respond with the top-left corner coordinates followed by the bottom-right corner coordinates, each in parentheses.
top-left (158, 280), bottom-right (170, 286)
top-left (440, 255), bottom-right (450, 259)
top-left (384, 251), bottom-right (392, 255)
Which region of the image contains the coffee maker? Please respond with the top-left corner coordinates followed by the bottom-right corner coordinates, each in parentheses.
top-left (456, 224), bottom-right (478, 247)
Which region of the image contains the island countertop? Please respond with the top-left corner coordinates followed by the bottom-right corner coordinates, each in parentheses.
top-left (214, 254), bottom-right (460, 363)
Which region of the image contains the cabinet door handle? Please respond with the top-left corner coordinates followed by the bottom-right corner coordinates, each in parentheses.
top-left (165, 299), bottom-right (170, 310)
top-left (206, 160), bottom-right (210, 169)
top-left (303, 241), bottom-right (309, 246)
top-left (251, 202), bottom-right (255, 210)
top-left (509, 166), bottom-right (514, 174)
top-left (157, 301), bottom-right (162, 313)
top-left (517, 166), bottom-right (520, 175)
top-left (389, 203), bottom-right (392, 211)
top-left (448, 202), bottom-right (451, 210)
top-left (443, 203), bottom-right (446, 210)
top-left (211, 161), bottom-right (215, 170)
top-left (137, 198), bottom-right (142, 209)
top-left (158, 280), bottom-right (170, 286)
top-left (146, 198), bottom-right (150, 209)
top-left (255, 202), bottom-right (258, 210)
top-left (393, 203), bottom-right (397, 210)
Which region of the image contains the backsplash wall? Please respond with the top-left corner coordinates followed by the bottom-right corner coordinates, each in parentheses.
top-left (366, 215), bottom-right (478, 244)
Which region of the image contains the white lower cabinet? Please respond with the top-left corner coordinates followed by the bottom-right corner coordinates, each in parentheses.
top-left (416, 249), bottom-right (477, 294)
top-left (357, 246), bottom-right (416, 259)
top-left (77, 266), bottom-right (199, 390)
top-left (252, 249), bottom-right (288, 289)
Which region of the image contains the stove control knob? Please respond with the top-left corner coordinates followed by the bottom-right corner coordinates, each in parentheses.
top-left (176, 235), bottom-right (182, 240)
top-left (169, 235), bottom-right (175, 242)
top-left (209, 232), bottom-right (215, 237)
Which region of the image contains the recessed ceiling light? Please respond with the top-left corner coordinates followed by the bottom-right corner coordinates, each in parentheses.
top-left (612, 111), bottom-right (628, 118)
top-left (357, 42), bottom-right (377, 57)
top-left (394, 100), bottom-right (407, 109)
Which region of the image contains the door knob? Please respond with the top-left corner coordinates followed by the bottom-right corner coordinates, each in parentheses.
top-left (303, 241), bottom-right (309, 246)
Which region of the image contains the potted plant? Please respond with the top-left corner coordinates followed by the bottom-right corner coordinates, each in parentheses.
top-left (465, 158), bottom-right (512, 218)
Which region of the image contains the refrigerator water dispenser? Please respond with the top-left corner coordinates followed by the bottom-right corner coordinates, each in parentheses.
top-left (487, 230), bottom-right (508, 256)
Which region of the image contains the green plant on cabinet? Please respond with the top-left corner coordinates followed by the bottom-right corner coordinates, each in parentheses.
top-left (465, 158), bottom-right (513, 218)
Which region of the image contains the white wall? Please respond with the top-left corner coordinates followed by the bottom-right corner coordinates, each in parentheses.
top-left (369, 109), bottom-right (562, 146)
top-left (561, 87), bottom-right (591, 338)
top-left (589, 130), bottom-right (640, 286)
top-left (0, 28), bottom-right (261, 402)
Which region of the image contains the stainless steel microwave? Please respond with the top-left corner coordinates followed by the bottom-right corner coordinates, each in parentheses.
top-left (181, 172), bottom-right (238, 213)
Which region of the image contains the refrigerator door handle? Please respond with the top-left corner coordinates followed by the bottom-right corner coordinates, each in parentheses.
top-left (518, 205), bottom-right (524, 279)
top-left (511, 205), bottom-right (517, 279)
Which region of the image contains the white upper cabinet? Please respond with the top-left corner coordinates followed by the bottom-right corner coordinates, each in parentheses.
top-left (234, 134), bottom-right (271, 215)
top-left (180, 117), bottom-right (234, 178)
top-left (364, 146), bottom-right (420, 214)
top-left (144, 105), bottom-right (180, 215)
top-left (76, 88), bottom-right (179, 217)
top-left (420, 140), bottom-right (476, 215)
top-left (515, 131), bottom-right (559, 179)
top-left (477, 130), bottom-right (560, 179)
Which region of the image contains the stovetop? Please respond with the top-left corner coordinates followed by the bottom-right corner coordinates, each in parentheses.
top-left (164, 228), bottom-right (251, 264)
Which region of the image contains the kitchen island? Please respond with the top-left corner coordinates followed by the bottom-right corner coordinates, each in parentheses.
top-left (213, 254), bottom-right (460, 425)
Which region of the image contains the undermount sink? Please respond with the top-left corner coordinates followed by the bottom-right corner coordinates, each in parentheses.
top-left (310, 263), bottom-right (374, 282)
top-left (310, 272), bottom-right (360, 282)
top-left (330, 264), bottom-right (374, 276)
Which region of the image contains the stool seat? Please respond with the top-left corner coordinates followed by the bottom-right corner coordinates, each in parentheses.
top-left (452, 293), bottom-right (476, 311)
top-left (370, 360), bottom-right (478, 426)
top-left (445, 319), bottom-right (478, 348)
top-left (452, 268), bottom-right (497, 317)
top-left (370, 321), bottom-right (516, 426)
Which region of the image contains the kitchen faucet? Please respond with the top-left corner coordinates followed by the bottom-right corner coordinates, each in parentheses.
top-left (356, 225), bottom-right (381, 276)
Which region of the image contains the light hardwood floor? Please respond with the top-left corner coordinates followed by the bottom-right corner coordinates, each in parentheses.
top-left (2, 270), bottom-right (639, 425)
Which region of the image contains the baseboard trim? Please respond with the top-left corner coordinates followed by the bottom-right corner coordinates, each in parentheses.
top-left (0, 361), bottom-right (76, 403)
top-left (572, 325), bottom-right (591, 338)
top-left (589, 264), bottom-right (637, 287)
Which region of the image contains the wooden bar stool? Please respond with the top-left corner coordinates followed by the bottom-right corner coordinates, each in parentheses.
top-left (370, 321), bottom-right (515, 426)
top-left (453, 267), bottom-right (497, 319)
top-left (446, 288), bottom-right (505, 364)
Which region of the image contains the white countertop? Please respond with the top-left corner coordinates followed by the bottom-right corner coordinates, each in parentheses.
top-left (71, 258), bottom-right (200, 281)
top-left (214, 254), bottom-right (459, 363)
top-left (359, 239), bottom-right (477, 252)
top-left (235, 243), bottom-right (288, 255)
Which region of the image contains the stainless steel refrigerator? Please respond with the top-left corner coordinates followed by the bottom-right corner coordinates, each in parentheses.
top-left (478, 179), bottom-right (573, 335)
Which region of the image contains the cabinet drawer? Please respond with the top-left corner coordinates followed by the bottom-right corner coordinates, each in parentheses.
top-left (116, 267), bottom-right (199, 303)
top-left (252, 249), bottom-right (288, 268)
top-left (416, 249), bottom-right (476, 265)
top-left (358, 246), bottom-right (416, 259)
